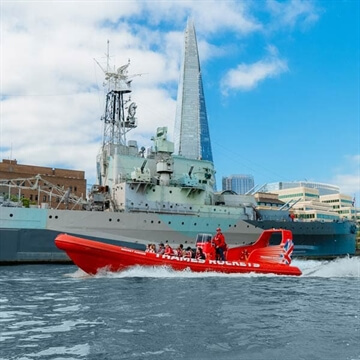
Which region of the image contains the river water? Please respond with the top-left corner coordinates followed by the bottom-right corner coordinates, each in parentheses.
top-left (0, 258), bottom-right (359, 360)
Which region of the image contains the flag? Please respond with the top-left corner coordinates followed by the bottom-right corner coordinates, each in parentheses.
top-left (281, 239), bottom-right (294, 265)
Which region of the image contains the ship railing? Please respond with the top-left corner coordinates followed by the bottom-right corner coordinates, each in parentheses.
top-left (127, 205), bottom-right (198, 216)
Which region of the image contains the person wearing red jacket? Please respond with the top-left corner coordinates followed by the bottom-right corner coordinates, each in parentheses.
top-left (212, 228), bottom-right (227, 260)
top-left (164, 244), bottom-right (174, 255)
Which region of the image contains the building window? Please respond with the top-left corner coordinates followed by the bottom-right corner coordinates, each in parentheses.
top-left (43, 195), bottom-right (47, 202)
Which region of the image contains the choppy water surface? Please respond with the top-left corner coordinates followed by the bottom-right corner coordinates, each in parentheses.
top-left (0, 258), bottom-right (359, 360)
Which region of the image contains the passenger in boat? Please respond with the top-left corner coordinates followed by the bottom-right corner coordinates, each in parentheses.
top-left (176, 244), bottom-right (184, 257)
top-left (195, 247), bottom-right (206, 260)
top-left (164, 244), bottom-right (174, 255)
top-left (157, 243), bottom-right (165, 254)
top-left (145, 244), bottom-right (151, 253)
top-left (212, 228), bottom-right (227, 261)
top-left (184, 246), bottom-right (193, 258)
top-left (150, 244), bottom-right (157, 253)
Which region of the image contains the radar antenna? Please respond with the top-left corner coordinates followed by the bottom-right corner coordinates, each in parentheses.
top-left (94, 41), bottom-right (141, 147)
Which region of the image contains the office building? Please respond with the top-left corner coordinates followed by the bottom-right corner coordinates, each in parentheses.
top-left (222, 174), bottom-right (255, 194)
top-left (174, 20), bottom-right (213, 163)
top-left (261, 181), bottom-right (339, 196)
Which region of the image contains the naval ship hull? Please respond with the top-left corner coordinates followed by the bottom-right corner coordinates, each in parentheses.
top-left (0, 207), bottom-right (356, 263)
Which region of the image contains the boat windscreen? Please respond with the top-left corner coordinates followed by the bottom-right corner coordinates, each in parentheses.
top-left (268, 232), bottom-right (282, 246)
top-left (195, 234), bottom-right (213, 243)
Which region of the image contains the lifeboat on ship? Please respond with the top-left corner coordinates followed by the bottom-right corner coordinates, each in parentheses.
top-left (55, 228), bottom-right (302, 276)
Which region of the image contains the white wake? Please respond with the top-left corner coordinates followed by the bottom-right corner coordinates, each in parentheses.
top-left (65, 256), bottom-right (360, 279)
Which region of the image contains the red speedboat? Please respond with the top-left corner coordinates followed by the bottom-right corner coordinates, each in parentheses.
top-left (55, 228), bottom-right (302, 276)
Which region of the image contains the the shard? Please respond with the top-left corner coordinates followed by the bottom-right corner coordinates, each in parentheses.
top-left (174, 20), bottom-right (213, 163)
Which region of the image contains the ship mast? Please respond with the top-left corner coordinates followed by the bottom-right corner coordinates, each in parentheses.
top-left (95, 41), bottom-right (137, 147)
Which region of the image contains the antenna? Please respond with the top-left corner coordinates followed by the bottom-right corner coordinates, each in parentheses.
top-left (106, 39), bottom-right (110, 73)
top-left (94, 41), bottom-right (138, 147)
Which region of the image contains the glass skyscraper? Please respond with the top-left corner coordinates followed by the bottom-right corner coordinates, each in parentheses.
top-left (174, 20), bottom-right (213, 163)
top-left (222, 175), bottom-right (255, 195)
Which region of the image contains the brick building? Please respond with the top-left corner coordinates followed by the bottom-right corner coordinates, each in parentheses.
top-left (0, 159), bottom-right (87, 210)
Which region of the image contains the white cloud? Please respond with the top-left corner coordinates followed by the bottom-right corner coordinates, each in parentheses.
top-left (330, 155), bottom-right (360, 202)
top-left (333, 173), bottom-right (360, 196)
top-left (266, 0), bottom-right (320, 29)
top-left (221, 45), bottom-right (288, 93)
top-left (140, 0), bottom-right (262, 35)
top-left (186, 1), bottom-right (262, 35)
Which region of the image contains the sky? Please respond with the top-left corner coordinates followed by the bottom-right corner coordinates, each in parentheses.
top-left (1, 0), bottom-right (359, 204)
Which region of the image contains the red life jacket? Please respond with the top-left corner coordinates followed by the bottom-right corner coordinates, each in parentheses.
top-left (164, 246), bottom-right (173, 255)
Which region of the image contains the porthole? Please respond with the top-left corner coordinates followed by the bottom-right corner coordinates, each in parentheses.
top-left (117, 219), bottom-right (120, 222)
top-left (181, 222), bottom-right (184, 225)
top-left (109, 218), bottom-right (112, 222)
top-left (55, 216), bottom-right (58, 219)
top-left (151, 220), bottom-right (154, 224)
top-left (49, 215), bottom-right (52, 219)
top-left (10, 213), bottom-right (13, 217)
